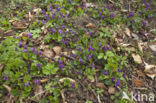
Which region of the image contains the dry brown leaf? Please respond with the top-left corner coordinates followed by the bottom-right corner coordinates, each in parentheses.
top-left (132, 54), bottom-right (142, 64)
top-left (121, 9), bottom-right (128, 12)
top-left (42, 49), bottom-right (54, 58)
top-left (54, 55), bottom-right (60, 59)
top-left (136, 70), bottom-right (145, 77)
top-left (19, 32), bottom-right (28, 38)
top-left (125, 28), bottom-right (131, 37)
top-left (96, 83), bottom-right (107, 90)
top-left (133, 77), bottom-right (145, 87)
top-left (60, 89), bottom-right (66, 103)
top-left (41, 26), bottom-right (47, 34)
top-left (144, 64), bottom-right (156, 80)
top-left (53, 46), bottom-right (62, 55)
top-left (7, 95), bottom-right (14, 103)
top-left (86, 3), bottom-right (96, 8)
top-left (0, 63), bottom-right (4, 71)
top-left (59, 77), bottom-right (76, 83)
top-left (61, 52), bottom-right (68, 56)
top-left (40, 44), bottom-right (49, 50)
top-left (108, 0), bottom-right (115, 4)
top-left (137, 42), bottom-right (143, 53)
top-left (85, 23), bottom-right (96, 28)
top-left (108, 87), bottom-right (115, 94)
top-left (34, 85), bottom-right (43, 101)
top-left (40, 79), bottom-right (49, 83)
top-left (82, 0), bottom-right (86, 3)
top-left (4, 30), bottom-right (16, 36)
top-left (3, 84), bottom-right (11, 92)
top-left (131, 33), bottom-right (139, 40)
top-left (0, 10), bottom-right (3, 13)
top-left (72, 50), bottom-right (76, 54)
top-left (148, 42), bottom-right (156, 52)
top-left (12, 21), bottom-right (27, 29)
top-left (9, 20), bottom-right (16, 23)
top-left (33, 8), bottom-right (42, 15)
top-left (128, 46), bottom-right (136, 52)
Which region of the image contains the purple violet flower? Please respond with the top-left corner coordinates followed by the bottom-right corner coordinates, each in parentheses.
top-left (71, 83), bottom-right (75, 88)
top-left (51, 57), bottom-right (55, 61)
top-left (88, 45), bottom-right (94, 51)
top-left (91, 65), bottom-right (95, 69)
top-left (34, 79), bottom-right (39, 85)
top-left (99, 42), bottom-right (102, 47)
top-left (110, 13), bottom-right (114, 18)
top-left (63, 40), bottom-right (67, 45)
top-left (111, 78), bottom-right (115, 82)
top-left (42, 20), bottom-right (46, 24)
top-left (64, 30), bottom-right (68, 34)
top-left (106, 5), bottom-right (111, 10)
top-left (127, 12), bottom-right (134, 18)
top-left (58, 29), bottom-right (62, 34)
top-left (79, 59), bottom-right (83, 64)
top-left (19, 41), bottom-right (22, 47)
top-left (27, 65), bottom-right (30, 71)
top-left (23, 49), bottom-right (27, 53)
top-left (57, 7), bottom-right (61, 11)
top-left (36, 63), bottom-right (41, 68)
top-left (49, 5), bottom-right (53, 12)
top-left (52, 29), bottom-right (56, 33)
top-left (35, 51), bottom-right (38, 54)
top-left (77, 71), bottom-right (82, 74)
top-left (89, 31), bottom-right (92, 36)
top-left (101, 15), bottom-right (105, 19)
top-left (51, 14), bottom-right (55, 18)
top-left (145, 3), bottom-right (150, 11)
top-left (78, 47), bottom-right (81, 51)
top-left (104, 70), bottom-right (107, 75)
top-left (130, 20), bottom-right (134, 23)
top-left (38, 51), bottom-right (42, 56)
top-left (60, 13), bottom-right (63, 17)
top-left (123, 73), bottom-right (126, 78)
top-left (4, 75), bottom-right (8, 80)
top-left (83, 3), bottom-right (86, 8)
top-left (24, 45), bottom-right (27, 49)
top-left (72, 54), bottom-right (76, 59)
top-left (50, 85), bottom-right (54, 88)
top-left (25, 83), bottom-right (29, 86)
top-left (42, 10), bottom-right (46, 15)
top-left (66, 13), bottom-right (69, 18)
top-left (118, 67), bottom-right (122, 72)
top-left (62, 25), bottom-right (65, 29)
top-left (99, 11), bottom-right (102, 16)
top-left (142, 21), bottom-right (146, 26)
top-left (68, 0), bottom-right (72, 3)
top-left (58, 60), bottom-right (63, 64)
top-left (45, 14), bottom-right (49, 19)
top-left (28, 32), bottom-right (32, 38)
top-left (59, 64), bottom-right (63, 69)
top-left (103, 46), bottom-right (110, 51)
top-left (71, 30), bottom-right (75, 34)
top-left (115, 79), bottom-right (120, 87)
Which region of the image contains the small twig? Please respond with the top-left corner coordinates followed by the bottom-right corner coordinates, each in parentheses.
top-left (97, 95), bottom-right (102, 103)
top-left (60, 54), bottom-right (75, 60)
top-left (108, 0), bottom-right (114, 4)
top-left (60, 89), bottom-right (66, 103)
top-left (32, 90), bottom-right (47, 99)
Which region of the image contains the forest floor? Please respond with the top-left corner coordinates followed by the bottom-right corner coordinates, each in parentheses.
top-left (0, 0), bottom-right (156, 103)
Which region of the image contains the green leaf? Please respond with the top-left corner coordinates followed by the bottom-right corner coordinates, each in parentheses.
top-left (98, 53), bottom-right (104, 59)
top-left (43, 63), bottom-right (58, 75)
